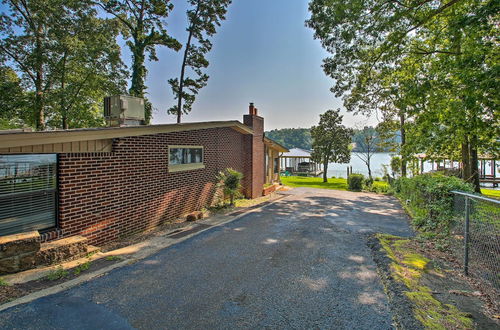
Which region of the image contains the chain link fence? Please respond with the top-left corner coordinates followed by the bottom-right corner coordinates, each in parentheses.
top-left (451, 191), bottom-right (500, 290)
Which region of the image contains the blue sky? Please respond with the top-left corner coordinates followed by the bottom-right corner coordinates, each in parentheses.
top-left (0, 0), bottom-right (377, 130)
top-left (137, 0), bottom-right (376, 130)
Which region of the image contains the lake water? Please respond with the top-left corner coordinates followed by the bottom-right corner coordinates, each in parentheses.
top-left (327, 152), bottom-right (392, 178)
top-left (327, 153), bottom-right (499, 186)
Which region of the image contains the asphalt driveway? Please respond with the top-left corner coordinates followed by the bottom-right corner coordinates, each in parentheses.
top-left (0, 188), bottom-right (412, 329)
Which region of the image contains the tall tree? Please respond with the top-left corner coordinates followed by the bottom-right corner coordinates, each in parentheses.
top-left (353, 126), bottom-right (380, 181)
top-left (307, 0), bottom-right (499, 191)
top-left (310, 109), bottom-right (353, 183)
top-left (49, 7), bottom-right (127, 129)
top-left (168, 0), bottom-right (232, 123)
top-left (97, 0), bottom-right (181, 123)
top-left (0, 0), bottom-right (127, 130)
top-left (0, 0), bottom-right (68, 130)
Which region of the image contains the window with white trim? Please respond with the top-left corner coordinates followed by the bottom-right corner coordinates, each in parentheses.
top-left (168, 146), bottom-right (204, 172)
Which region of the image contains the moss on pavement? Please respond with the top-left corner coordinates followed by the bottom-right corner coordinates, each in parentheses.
top-left (377, 234), bottom-right (474, 329)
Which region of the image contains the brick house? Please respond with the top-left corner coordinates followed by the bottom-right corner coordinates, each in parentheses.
top-left (0, 104), bottom-right (288, 247)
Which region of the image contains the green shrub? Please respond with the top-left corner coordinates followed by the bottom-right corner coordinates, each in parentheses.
top-left (374, 177), bottom-right (382, 182)
top-left (392, 173), bottom-right (473, 232)
top-left (217, 168), bottom-right (243, 205)
top-left (348, 174), bottom-right (364, 191)
top-left (365, 181), bottom-right (390, 194)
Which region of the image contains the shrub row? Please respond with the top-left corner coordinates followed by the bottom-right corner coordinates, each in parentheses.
top-left (391, 173), bottom-right (473, 232)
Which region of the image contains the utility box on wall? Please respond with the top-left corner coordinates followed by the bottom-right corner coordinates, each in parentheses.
top-left (104, 95), bottom-right (145, 127)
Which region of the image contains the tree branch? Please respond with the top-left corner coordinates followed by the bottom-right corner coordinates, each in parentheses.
top-left (65, 72), bottom-right (92, 113)
top-left (405, 0), bottom-right (464, 35)
top-left (9, 0), bottom-right (35, 30)
top-left (92, 1), bottom-right (135, 32)
top-left (0, 44), bottom-right (36, 83)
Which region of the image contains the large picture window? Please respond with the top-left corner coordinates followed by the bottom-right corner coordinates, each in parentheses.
top-left (168, 146), bottom-right (204, 172)
top-left (0, 154), bottom-right (57, 236)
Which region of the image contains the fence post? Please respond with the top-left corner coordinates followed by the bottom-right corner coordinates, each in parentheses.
top-left (464, 196), bottom-right (470, 276)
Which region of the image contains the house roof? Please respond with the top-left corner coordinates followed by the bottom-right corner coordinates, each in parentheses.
top-left (283, 148), bottom-right (312, 157)
top-left (263, 137), bottom-right (289, 153)
top-left (0, 121), bottom-right (253, 150)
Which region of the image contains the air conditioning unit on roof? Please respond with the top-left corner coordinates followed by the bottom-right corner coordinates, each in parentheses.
top-left (104, 95), bottom-right (145, 127)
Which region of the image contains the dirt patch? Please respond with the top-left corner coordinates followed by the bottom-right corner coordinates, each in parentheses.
top-left (0, 257), bottom-right (121, 305)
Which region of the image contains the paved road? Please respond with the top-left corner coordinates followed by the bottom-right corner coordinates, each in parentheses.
top-left (0, 188), bottom-right (412, 329)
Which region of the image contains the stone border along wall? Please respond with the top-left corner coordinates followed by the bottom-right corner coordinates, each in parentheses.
top-left (0, 232), bottom-right (40, 274)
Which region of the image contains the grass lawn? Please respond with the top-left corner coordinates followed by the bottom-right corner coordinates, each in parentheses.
top-left (280, 176), bottom-right (390, 192)
top-left (481, 188), bottom-right (500, 199)
top-left (280, 176), bottom-right (348, 190)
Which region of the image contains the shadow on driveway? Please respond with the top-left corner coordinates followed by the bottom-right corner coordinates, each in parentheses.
top-left (0, 187), bottom-right (412, 329)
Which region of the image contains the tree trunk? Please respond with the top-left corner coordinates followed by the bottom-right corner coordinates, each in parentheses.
top-left (323, 158), bottom-right (328, 183)
top-left (34, 25), bottom-right (45, 130)
top-left (461, 139), bottom-right (471, 182)
top-left (177, 29), bottom-right (193, 124)
top-left (470, 136), bottom-right (481, 193)
top-left (129, 41), bottom-right (147, 117)
top-left (60, 53), bottom-right (68, 129)
top-left (399, 112), bottom-right (407, 177)
top-left (176, 2), bottom-right (201, 124)
top-left (367, 162), bottom-right (372, 181)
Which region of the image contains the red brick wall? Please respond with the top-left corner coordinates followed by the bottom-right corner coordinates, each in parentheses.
top-left (56, 127), bottom-right (252, 246)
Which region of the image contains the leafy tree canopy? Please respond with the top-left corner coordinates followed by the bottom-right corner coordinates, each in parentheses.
top-left (310, 109), bottom-right (353, 182)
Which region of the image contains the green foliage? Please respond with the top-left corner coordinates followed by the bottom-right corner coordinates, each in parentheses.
top-left (307, 0), bottom-right (500, 191)
top-left (365, 180), bottom-right (390, 194)
top-left (0, 0), bottom-right (127, 130)
top-left (265, 128), bottom-right (312, 150)
top-left (105, 255), bottom-right (122, 261)
top-left (0, 277), bottom-right (9, 286)
top-left (347, 174), bottom-right (364, 192)
top-left (73, 262), bottom-right (90, 275)
top-left (46, 266), bottom-right (69, 280)
top-left (311, 109), bottom-right (353, 183)
top-left (392, 174), bottom-right (474, 232)
top-left (390, 156), bottom-right (402, 177)
top-left (217, 168), bottom-right (243, 205)
top-left (0, 66), bottom-right (29, 128)
top-left (168, 0), bottom-right (232, 123)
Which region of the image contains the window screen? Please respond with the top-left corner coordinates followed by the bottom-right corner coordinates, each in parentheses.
top-left (169, 147), bottom-right (203, 165)
top-left (0, 154), bottom-right (57, 236)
